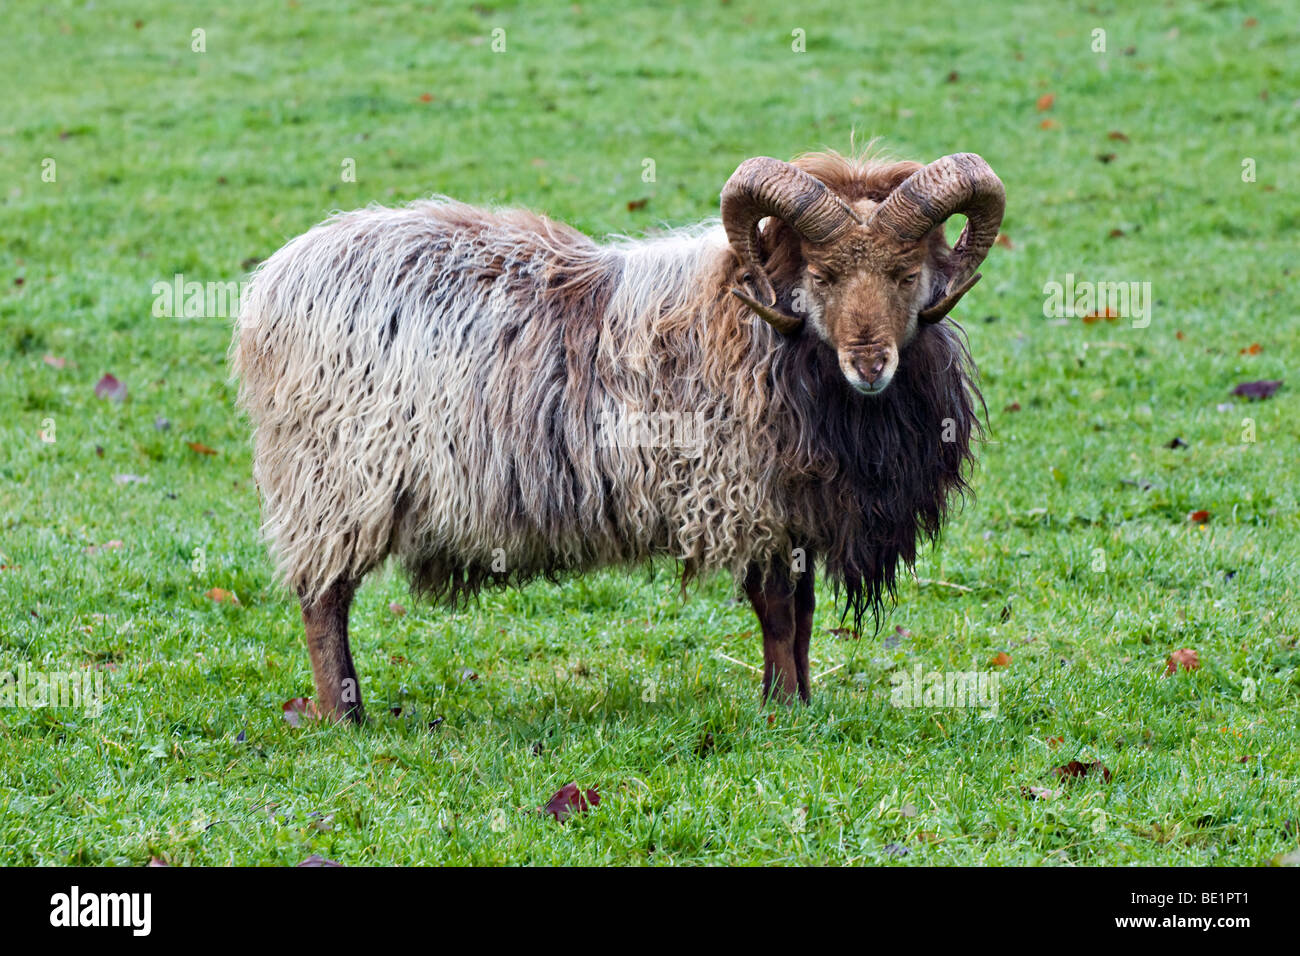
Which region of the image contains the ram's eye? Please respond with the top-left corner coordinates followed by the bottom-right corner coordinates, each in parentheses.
top-left (901, 270), bottom-right (921, 285)
top-left (808, 269), bottom-right (831, 286)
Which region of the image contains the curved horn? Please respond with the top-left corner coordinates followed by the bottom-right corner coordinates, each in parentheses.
top-left (721, 157), bottom-right (861, 333)
top-left (868, 153), bottom-right (1005, 324)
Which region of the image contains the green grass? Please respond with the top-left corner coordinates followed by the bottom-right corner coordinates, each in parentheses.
top-left (1, 0), bottom-right (1297, 865)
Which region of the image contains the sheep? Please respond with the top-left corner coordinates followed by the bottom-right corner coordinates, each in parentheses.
top-left (232, 149), bottom-right (1005, 721)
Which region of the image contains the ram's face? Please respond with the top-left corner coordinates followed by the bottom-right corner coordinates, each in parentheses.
top-left (720, 152), bottom-right (1004, 398)
top-left (798, 226), bottom-right (936, 395)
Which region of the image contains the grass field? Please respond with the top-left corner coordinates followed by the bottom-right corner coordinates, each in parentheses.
top-left (1, 0), bottom-right (1297, 865)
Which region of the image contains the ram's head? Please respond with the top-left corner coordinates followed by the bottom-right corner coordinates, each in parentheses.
top-left (722, 152), bottom-right (1005, 395)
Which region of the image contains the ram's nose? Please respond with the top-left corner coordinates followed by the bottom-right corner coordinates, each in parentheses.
top-left (853, 353), bottom-right (888, 386)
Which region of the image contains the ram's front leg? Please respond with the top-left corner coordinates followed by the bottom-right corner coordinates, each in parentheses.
top-left (744, 564), bottom-right (800, 704)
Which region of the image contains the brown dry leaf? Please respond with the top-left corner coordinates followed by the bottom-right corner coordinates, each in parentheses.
top-left (1052, 760), bottom-right (1112, 783)
top-left (827, 627), bottom-right (859, 640)
top-left (205, 587), bottom-right (240, 605)
top-left (418, 92), bottom-right (433, 103)
top-left (1036, 92), bottom-right (1055, 111)
top-left (1082, 307), bottom-right (1119, 323)
top-left (989, 652), bottom-right (1012, 668)
top-left (626, 198), bottom-right (649, 211)
top-left (389, 601), bottom-right (406, 616)
top-left (84, 540), bottom-right (125, 556)
top-left (94, 373), bottom-right (127, 402)
top-left (1021, 785), bottom-right (1061, 801)
top-left (1239, 343), bottom-right (1262, 355)
top-left (1232, 379), bottom-right (1282, 400)
top-left (187, 441), bottom-right (219, 456)
top-left (994, 232), bottom-right (1013, 249)
top-left (1107, 130), bottom-right (1130, 142)
top-left (1164, 648), bottom-right (1200, 676)
top-left (540, 782), bottom-right (600, 822)
top-left (282, 697), bottom-right (321, 727)
top-left (1187, 510), bottom-right (1210, 525)
top-left (1045, 735), bottom-right (1065, 749)
top-left (1039, 118), bottom-right (1059, 130)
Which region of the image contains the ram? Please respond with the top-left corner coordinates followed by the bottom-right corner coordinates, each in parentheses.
top-left (232, 149), bottom-right (1005, 721)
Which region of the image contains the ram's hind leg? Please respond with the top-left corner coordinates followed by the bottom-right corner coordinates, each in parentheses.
top-left (744, 564), bottom-right (801, 705)
top-left (299, 576), bottom-right (364, 724)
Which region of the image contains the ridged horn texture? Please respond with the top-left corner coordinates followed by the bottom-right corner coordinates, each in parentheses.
top-left (721, 156), bottom-right (861, 333)
top-left (868, 152), bottom-right (1005, 324)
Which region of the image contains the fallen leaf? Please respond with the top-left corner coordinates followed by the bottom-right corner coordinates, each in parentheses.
top-left (1045, 735), bottom-right (1065, 749)
top-left (1021, 785), bottom-right (1060, 801)
top-left (994, 232), bottom-right (1014, 249)
top-left (281, 697), bottom-right (320, 727)
top-left (1052, 760), bottom-right (1112, 783)
top-left (1036, 92), bottom-right (1055, 111)
top-left (84, 540), bottom-right (125, 555)
top-left (626, 198), bottom-right (649, 211)
top-left (1244, 16), bottom-right (1258, 27)
top-left (1239, 343), bottom-right (1262, 355)
top-left (989, 652), bottom-right (1012, 668)
top-left (295, 854), bottom-right (342, 867)
top-left (1004, 401), bottom-right (1021, 412)
top-left (1039, 118), bottom-right (1059, 130)
top-left (540, 782), bottom-right (600, 822)
top-left (1188, 510), bottom-right (1210, 525)
top-left (205, 587), bottom-right (240, 605)
top-left (945, 70), bottom-right (959, 83)
top-left (1107, 130), bottom-right (1130, 142)
top-left (827, 627), bottom-right (859, 640)
top-left (418, 92), bottom-right (433, 102)
top-left (1097, 152), bottom-right (1117, 164)
top-left (187, 441), bottom-right (218, 456)
top-left (1082, 307), bottom-right (1119, 323)
top-left (94, 373), bottom-right (127, 402)
top-left (43, 354), bottom-right (66, 369)
top-left (1164, 648), bottom-right (1200, 675)
top-left (1232, 380), bottom-right (1282, 400)
top-left (388, 601), bottom-right (406, 616)
top-left (1108, 228), bottom-right (1125, 238)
